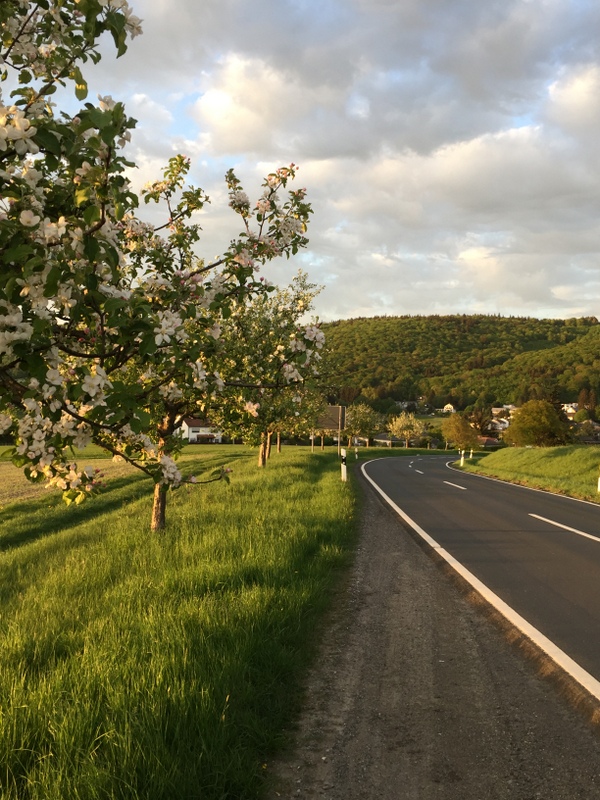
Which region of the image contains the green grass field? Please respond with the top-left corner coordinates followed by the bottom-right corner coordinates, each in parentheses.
top-left (0, 446), bottom-right (356, 800)
top-left (3, 439), bottom-right (594, 798)
top-left (461, 445), bottom-right (600, 502)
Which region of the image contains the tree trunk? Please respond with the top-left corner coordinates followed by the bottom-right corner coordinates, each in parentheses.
top-left (151, 409), bottom-right (177, 531)
top-left (151, 483), bottom-right (167, 531)
top-left (267, 430), bottom-right (273, 459)
top-left (258, 432), bottom-right (268, 467)
top-left (321, 435), bottom-right (325, 451)
top-left (277, 431), bottom-right (281, 453)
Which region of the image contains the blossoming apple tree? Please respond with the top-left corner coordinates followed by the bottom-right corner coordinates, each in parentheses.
top-left (0, 0), bottom-right (315, 529)
top-left (209, 273), bottom-right (327, 466)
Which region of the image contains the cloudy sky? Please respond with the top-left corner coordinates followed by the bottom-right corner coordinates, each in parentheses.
top-left (87, 0), bottom-right (600, 322)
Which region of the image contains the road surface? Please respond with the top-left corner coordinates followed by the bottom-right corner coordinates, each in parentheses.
top-left (266, 456), bottom-right (600, 799)
top-left (363, 455), bottom-right (600, 691)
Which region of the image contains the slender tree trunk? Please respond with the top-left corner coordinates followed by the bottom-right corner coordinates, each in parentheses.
top-left (267, 430), bottom-right (273, 459)
top-left (258, 432), bottom-right (268, 467)
top-left (320, 434), bottom-right (325, 451)
top-left (276, 431), bottom-right (281, 453)
top-left (151, 483), bottom-right (167, 531)
top-left (150, 409), bottom-right (177, 531)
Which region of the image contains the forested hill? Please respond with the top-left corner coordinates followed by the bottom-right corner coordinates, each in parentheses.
top-left (322, 315), bottom-right (600, 409)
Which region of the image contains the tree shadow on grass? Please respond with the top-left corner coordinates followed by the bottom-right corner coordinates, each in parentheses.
top-left (0, 472), bottom-right (152, 552)
top-left (0, 450), bottom-right (254, 553)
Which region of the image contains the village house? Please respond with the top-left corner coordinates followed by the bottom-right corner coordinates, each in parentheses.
top-left (561, 403), bottom-right (579, 420)
top-left (175, 418), bottom-right (223, 444)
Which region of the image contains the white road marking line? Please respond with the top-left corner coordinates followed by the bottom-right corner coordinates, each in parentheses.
top-left (415, 469), bottom-right (424, 475)
top-left (443, 481), bottom-right (467, 491)
top-left (361, 460), bottom-right (600, 704)
top-left (529, 514), bottom-right (600, 543)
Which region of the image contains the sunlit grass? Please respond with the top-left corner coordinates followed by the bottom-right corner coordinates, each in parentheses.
top-left (462, 445), bottom-right (600, 503)
top-left (0, 447), bottom-right (356, 799)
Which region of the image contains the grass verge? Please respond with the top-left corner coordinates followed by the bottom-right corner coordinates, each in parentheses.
top-left (461, 445), bottom-right (600, 503)
top-left (0, 446), bottom-right (356, 800)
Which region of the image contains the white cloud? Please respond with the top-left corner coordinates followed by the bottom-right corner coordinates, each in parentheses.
top-left (78, 0), bottom-right (600, 321)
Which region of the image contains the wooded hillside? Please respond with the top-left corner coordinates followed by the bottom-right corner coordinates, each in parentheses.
top-left (322, 315), bottom-right (600, 410)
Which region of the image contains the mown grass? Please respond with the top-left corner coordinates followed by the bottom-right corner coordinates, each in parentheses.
top-left (0, 446), bottom-right (356, 800)
top-left (461, 445), bottom-right (600, 503)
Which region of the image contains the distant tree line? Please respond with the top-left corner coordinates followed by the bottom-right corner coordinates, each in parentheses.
top-left (323, 314), bottom-right (600, 413)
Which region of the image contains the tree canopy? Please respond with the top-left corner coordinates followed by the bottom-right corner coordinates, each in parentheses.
top-left (503, 400), bottom-right (569, 447)
top-left (0, 0), bottom-right (315, 529)
top-left (323, 315), bottom-right (600, 410)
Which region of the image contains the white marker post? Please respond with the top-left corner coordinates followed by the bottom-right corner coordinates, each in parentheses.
top-left (460, 449), bottom-right (465, 467)
top-left (341, 448), bottom-right (347, 482)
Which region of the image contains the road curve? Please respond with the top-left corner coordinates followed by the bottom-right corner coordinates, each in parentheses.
top-left (266, 458), bottom-right (600, 799)
top-left (362, 455), bottom-right (600, 703)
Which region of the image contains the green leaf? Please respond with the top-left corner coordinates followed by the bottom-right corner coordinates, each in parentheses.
top-left (85, 107), bottom-right (110, 130)
top-left (43, 265), bottom-right (62, 296)
top-left (139, 334), bottom-right (157, 357)
top-left (75, 187), bottom-right (91, 207)
top-left (104, 245), bottom-right (120, 269)
top-left (73, 67), bottom-right (88, 100)
top-left (128, 410), bottom-right (151, 434)
top-left (103, 297), bottom-right (127, 314)
top-left (33, 127), bottom-right (62, 156)
top-left (3, 243), bottom-right (33, 265)
top-left (83, 204), bottom-right (101, 226)
top-left (24, 353), bottom-right (48, 382)
top-left (83, 235), bottom-right (100, 261)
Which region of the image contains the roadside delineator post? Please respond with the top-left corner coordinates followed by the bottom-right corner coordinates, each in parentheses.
top-left (460, 449), bottom-right (465, 467)
top-left (341, 448), bottom-right (347, 482)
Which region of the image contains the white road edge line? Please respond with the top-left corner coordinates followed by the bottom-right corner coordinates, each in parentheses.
top-left (443, 480), bottom-right (467, 490)
top-left (529, 513), bottom-right (600, 543)
top-left (445, 460), bottom-right (600, 510)
top-left (361, 460), bottom-right (600, 704)
top-left (415, 469), bottom-right (424, 475)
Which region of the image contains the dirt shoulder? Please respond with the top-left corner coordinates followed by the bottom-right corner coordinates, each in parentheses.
top-left (265, 468), bottom-right (600, 799)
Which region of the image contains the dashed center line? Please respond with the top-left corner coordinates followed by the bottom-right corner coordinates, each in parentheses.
top-left (443, 481), bottom-right (467, 491)
top-left (529, 514), bottom-right (600, 543)
top-left (415, 469), bottom-right (424, 475)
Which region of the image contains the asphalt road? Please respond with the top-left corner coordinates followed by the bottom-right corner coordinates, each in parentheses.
top-left (266, 458), bottom-right (600, 799)
top-left (363, 455), bottom-right (600, 689)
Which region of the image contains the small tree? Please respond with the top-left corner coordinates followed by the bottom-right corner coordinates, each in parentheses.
top-left (387, 411), bottom-right (425, 448)
top-left (210, 274), bottom-right (325, 467)
top-left (503, 400), bottom-right (569, 447)
top-left (465, 405), bottom-right (493, 435)
top-left (440, 414), bottom-right (479, 451)
top-left (344, 403), bottom-right (384, 447)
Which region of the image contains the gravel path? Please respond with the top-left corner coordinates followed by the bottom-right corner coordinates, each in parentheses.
top-left (266, 468), bottom-right (600, 799)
